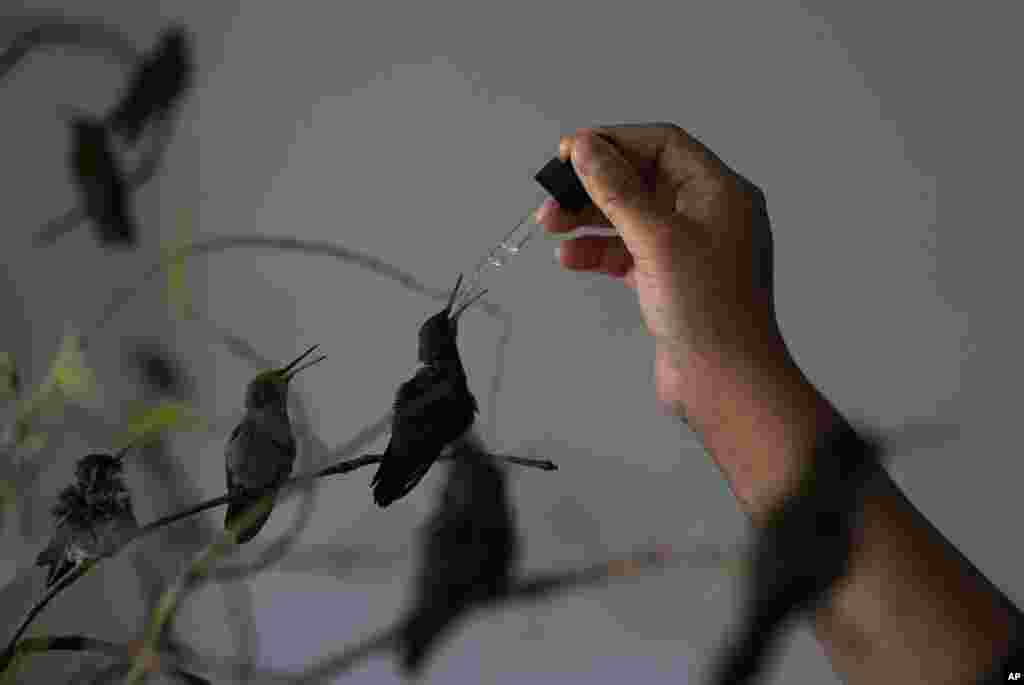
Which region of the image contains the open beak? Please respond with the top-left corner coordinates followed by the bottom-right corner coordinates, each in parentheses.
top-left (451, 286), bottom-right (488, 323)
top-left (443, 274), bottom-right (464, 317)
top-left (443, 273), bottom-right (488, 323)
top-left (280, 345), bottom-right (327, 381)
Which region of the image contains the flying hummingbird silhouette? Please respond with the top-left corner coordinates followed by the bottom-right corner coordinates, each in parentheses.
top-left (370, 274), bottom-right (487, 508)
top-left (107, 24), bottom-right (192, 145)
top-left (398, 441), bottom-right (520, 676)
top-left (66, 113), bottom-right (137, 247)
top-left (224, 345), bottom-right (327, 544)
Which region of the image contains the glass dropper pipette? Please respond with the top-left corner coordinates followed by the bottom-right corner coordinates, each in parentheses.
top-left (454, 155), bottom-right (596, 311)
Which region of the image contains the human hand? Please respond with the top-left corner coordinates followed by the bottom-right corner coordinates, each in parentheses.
top-left (537, 123), bottom-right (791, 415)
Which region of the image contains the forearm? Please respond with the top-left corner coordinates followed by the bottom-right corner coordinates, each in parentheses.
top-left (677, 340), bottom-right (1018, 683)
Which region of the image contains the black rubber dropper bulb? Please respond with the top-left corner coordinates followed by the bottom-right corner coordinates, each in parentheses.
top-left (533, 155), bottom-right (592, 214)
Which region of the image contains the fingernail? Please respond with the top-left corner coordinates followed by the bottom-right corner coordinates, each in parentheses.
top-left (554, 244), bottom-right (562, 262)
top-left (534, 197), bottom-right (558, 224)
top-left (574, 225), bottom-right (618, 238)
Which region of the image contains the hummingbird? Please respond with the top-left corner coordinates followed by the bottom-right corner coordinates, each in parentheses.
top-left (711, 419), bottom-right (886, 685)
top-left (224, 345), bottom-right (326, 544)
top-left (397, 440), bottom-right (520, 677)
top-left (36, 451), bottom-right (138, 588)
top-left (107, 24), bottom-right (193, 145)
top-left (66, 112), bottom-right (137, 247)
top-left (370, 274), bottom-right (487, 508)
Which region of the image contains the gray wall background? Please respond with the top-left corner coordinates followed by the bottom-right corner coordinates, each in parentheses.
top-left (1, 1), bottom-right (1022, 682)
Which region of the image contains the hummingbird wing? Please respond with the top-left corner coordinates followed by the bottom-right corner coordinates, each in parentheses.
top-left (36, 525), bottom-right (75, 587)
top-left (224, 415), bottom-right (296, 544)
top-left (108, 26), bottom-right (192, 144)
top-left (225, 414), bottom-right (296, 491)
top-left (371, 367), bottom-right (456, 506)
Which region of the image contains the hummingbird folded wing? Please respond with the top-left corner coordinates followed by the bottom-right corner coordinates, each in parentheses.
top-left (225, 415), bottom-right (296, 490)
top-left (36, 525), bottom-right (77, 587)
top-left (371, 367), bottom-right (467, 506)
top-left (224, 417), bottom-right (296, 543)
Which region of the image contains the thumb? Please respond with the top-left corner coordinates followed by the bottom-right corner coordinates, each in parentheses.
top-left (570, 131), bottom-right (674, 264)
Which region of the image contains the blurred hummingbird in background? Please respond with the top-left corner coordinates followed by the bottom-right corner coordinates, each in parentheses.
top-left (66, 113), bottom-right (137, 248)
top-left (107, 23), bottom-right (193, 145)
top-left (370, 274), bottom-right (487, 508)
top-left (224, 345), bottom-right (327, 544)
top-left (397, 439), bottom-right (520, 676)
top-left (131, 339), bottom-right (192, 400)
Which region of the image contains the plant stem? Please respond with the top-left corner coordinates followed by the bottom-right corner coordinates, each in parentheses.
top-left (0, 16), bottom-right (139, 83)
top-left (1, 560), bottom-right (93, 673)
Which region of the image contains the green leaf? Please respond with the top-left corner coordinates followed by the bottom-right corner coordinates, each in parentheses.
top-left (0, 631), bottom-right (52, 684)
top-left (48, 328), bottom-right (97, 402)
top-left (0, 353), bottom-right (18, 402)
top-left (116, 401), bottom-right (207, 449)
top-left (19, 433), bottom-right (47, 453)
top-left (0, 480), bottom-right (12, 533)
top-left (0, 646), bottom-right (25, 684)
top-left (9, 415), bottom-right (47, 455)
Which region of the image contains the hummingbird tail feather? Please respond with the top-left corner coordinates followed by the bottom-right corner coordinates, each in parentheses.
top-left (225, 490), bottom-right (275, 544)
top-left (372, 458), bottom-right (435, 508)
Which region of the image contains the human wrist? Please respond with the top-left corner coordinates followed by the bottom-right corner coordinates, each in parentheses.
top-left (669, 339), bottom-right (840, 523)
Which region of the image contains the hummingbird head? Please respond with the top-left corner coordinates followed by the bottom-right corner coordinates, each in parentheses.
top-left (417, 274), bottom-right (488, 364)
top-left (53, 452), bottom-right (132, 529)
top-left (244, 345), bottom-right (327, 410)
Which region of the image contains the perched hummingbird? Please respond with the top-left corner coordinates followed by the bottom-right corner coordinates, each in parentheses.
top-left (66, 113), bottom-right (137, 247)
top-left (36, 451), bottom-right (138, 588)
top-left (224, 345), bottom-right (327, 544)
top-left (370, 274), bottom-right (487, 508)
top-left (397, 440), bottom-right (520, 676)
top-left (711, 419), bottom-right (886, 685)
top-left (107, 24), bottom-right (193, 145)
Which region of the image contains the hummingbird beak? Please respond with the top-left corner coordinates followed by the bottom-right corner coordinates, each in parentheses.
top-left (280, 345), bottom-right (320, 376)
top-left (443, 274), bottom-right (464, 317)
top-left (451, 287), bottom-right (488, 323)
top-left (283, 354), bottom-right (327, 381)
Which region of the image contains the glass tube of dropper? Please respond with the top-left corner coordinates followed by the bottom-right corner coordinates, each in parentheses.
top-left (456, 153), bottom-right (596, 310)
top-left (456, 188), bottom-right (550, 310)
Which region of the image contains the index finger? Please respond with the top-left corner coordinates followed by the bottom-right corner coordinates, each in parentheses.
top-left (558, 122), bottom-right (729, 190)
